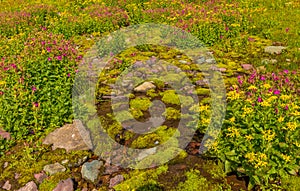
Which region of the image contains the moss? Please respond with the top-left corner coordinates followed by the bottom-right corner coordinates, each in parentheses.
top-left (131, 126), bottom-right (178, 149)
top-left (107, 121), bottom-right (123, 139)
top-left (150, 79), bottom-right (165, 89)
top-left (161, 90), bottom-right (180, 105)
top-left (0, 143), bottom-right (90, 187)
top-left (281, 175), bottom-right (300, 190)
top-left (130, 109), bottom-right (143, 119)
top-left (114, 165), bottom-right (168, 191)
top-left (114, 110), bottom-right (133, 122)
top-left (163, 107), bottom-right (181, 120)
top-left (196, 87), bottom-right (210, 95)
top-left (131, 133), bottom-right (161, 149)
top-left (174, 169), bottom-right (231, 191)
top-left (201, 97), bottom-right (211, 104)
top-left (130, 97), bottom-right (152, 112)
top-left (146, 89), bottom-right (158, 98)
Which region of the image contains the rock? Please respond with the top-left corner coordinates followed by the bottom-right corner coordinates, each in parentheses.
top-left (206, 58), bottom-right (216, 64)
top-left (43, 119), bottom-right (93, 152)
top-left (53, 178), bottom-right (74, 191)
top-left (43, 162), bottom-right (66, 175)
top-left (16, 181), bottom-right (38, 191)
top-left (179, 60), bottom-right (187, 64)
top-left (61, 159), bottom-right (69, 165)
top-left (218, 68), bottom-right (226, 72)
top-left (14, 173), bottom-right (20, 179)
top-left (34, 172), bottom-right (48, 183)
top-left (264, 46), bottom-right (286, 54)
top-left (104, 165), bottom-right (120, 175)
top-left (81, 160), bottom-right (103, 183)
top-left (2, 180), bottom-right (11, 190)
top-left (0, 129), bottom-right (10, 140)
top-left (71, 156), bottom-right (88, 167)
top-left (137, 147), bottom-right (157, 161)
top-left (134, 82), bottom-right (156, 93)
top-left (261, 59), bottom-right (277, 64)
top-left (241, 64), bottom-right (253, 70)
top-left (257, 66), bottom-right (266, 73)
top-left (3, 161), bottom-right (8, 169)
top-left (109, 175), bottom-right (124, 188)
top-left (196, 57), bottom-right (205, 64)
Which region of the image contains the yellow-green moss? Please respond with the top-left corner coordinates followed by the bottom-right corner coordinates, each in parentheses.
top-left (130, 97), bottom-right (152, 111)
top-left (161, 90), bottom-right (180, 105)
top-left (0, 143), bottom-right (90, 187)
top-left (114, 165), bottom-right (168, 191)
top-left (163, 107), bottom-right (181, 120)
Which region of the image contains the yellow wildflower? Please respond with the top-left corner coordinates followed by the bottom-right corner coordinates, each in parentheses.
top-left (280, 95), bottom-right (291, 101)
top-left (254, 160), bottom-right (268, 168)
top-left (259, 101), bottom-right (271, 107)
top-left (263, 83), bottom-right (271, 89)
top-left (247, 85), bottom-right (257, 90)
top-left (226, 127), bottom-right (240, 138)
top-left (201, 118), bottom-right (210, 125)
top-left (278, 116), bottom-right (284, 123)
top-left (245, 135), bottom-right (254, 141)
top-left (281, 154), bottom-right (291, 162)
top-left (267, 96), bottom-right (278, 102)
top-left (245, 152), bottom-right (256, 162)
top-left (229, 117), bottom-right (235, 123)
top-left (286, 122), bottom-right (297, 131)
top-left (227, 90), bottom-right (241, 100)
top-left (262, 129), bottom-right (275, 141)
top-left (199, 105), bottom-right (209, 112)
top-left (291, 111), bottom-right (300, 116)
top-left (242, 106), bottom-right (253, 115)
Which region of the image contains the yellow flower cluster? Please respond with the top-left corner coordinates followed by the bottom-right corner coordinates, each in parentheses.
top-left (285, 122), bottom-right (298, 131)
top-left (280, 94), bottom-right (292, 101)
top-left (259, 100), bottom-right (271, 107)
top-left (199, 105), bottom-right (210, 112)
top-left (226, 126), bottom-right (240, 137)
top-left (227, 90), bottom-right (243, 100)
top-left (262, 129), bottom-right (275, 141)
top-left (201, 118), bottom-right (210, 125)
top-left (263, 83), bottom-right (271, 89)
top-left (229, 117), bottom-right (235, 123)
top-left (247, 85), bottom-right (257, 90)
top-left (245, 134), bottom-right (254, 141)
top-left (245, 152), bottom-right (268, 168)
top-left (267, 96), bottom-right (278, 102)
top-left (242, 106), bottom-right (253, 116)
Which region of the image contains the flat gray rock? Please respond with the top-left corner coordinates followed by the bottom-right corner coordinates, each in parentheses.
top-left (43, 162), bottom-right (66, 176)
top-left (43, 119), bottom-right (93, 152)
